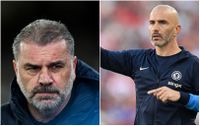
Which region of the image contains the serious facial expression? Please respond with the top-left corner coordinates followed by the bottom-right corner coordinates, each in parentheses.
top-left (13, 40), bottom-right (77, 114)
top-left (148, 9), bottom-right (178, 47)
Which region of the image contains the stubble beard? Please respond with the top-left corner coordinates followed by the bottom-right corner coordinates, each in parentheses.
top-left (17, 65), bottom-right (75, 116)
top-left (151, 29), bottom-right (175, 48)
top-left (151, 39), bottom-right (170, 48)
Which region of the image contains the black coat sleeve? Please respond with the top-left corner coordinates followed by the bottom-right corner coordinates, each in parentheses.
top-left (101, 47), bottom-right (144, 77)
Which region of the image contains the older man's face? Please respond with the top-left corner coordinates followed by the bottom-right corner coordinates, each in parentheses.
top-left (13, 40), bottom-right (77, 114)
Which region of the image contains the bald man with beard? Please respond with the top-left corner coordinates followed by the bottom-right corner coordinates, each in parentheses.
top-left (101, 5), bottom-right (199, 124)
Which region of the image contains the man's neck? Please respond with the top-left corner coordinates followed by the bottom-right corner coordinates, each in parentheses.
top-left (156, 40), bottom-right (181, 56)
top-left (28, 94), bottom-right (71, 123)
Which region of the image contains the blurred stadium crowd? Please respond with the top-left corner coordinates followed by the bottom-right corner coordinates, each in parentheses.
top-left (100, 1), bottom-right (199, 125)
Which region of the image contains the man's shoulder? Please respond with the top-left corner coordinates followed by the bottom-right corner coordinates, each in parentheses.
top-left (122, 48), bottom-right (155, 56)
top-left (74, 60), bottom-right (99, 96)
top-left (1, 103), bottom-right (16, 125)
top-left (1, 102), bottom-right (11, 114)
top-left (76, 60), bottom-right (99, 81)
top-left (188, 54), bottom-right (198, 63)
top-left (74, 59), bottom-right (99, 103)
top-left (182, 49), bottom-right (199, 64)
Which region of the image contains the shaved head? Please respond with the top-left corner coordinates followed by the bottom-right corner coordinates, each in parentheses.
top-left (148, 5), bottom-right (181, 50)
top-left (150, 5), bottom-right (180, 25)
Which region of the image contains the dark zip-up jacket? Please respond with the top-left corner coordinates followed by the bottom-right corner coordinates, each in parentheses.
top-left (101, 47), bottom-right (198, 125)
top-left (1, 60), bottom-right (99, 125)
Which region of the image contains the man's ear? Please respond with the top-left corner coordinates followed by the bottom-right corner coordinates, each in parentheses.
top-left (13, 60), bottom-right (18, 74)
top-left (73, 56), bottom-right (78, 71)
top-left (176, 25), bottom-right (181, 34)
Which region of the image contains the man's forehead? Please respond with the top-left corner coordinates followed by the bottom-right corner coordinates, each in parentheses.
top-left (18, 53), bottom-right (68, 66)
top-left (19, 40), bottom-right (67, 56)
top-left (149, 16), bottom-right (170, 23)
top-left (149, 5), bottom-right (179, 24)
top-left (20, 39), bottom-right (67, 50)
top-left (23, 60), bottom-right (66, 67)
top-left (18, 40), bottom-right (69, 63)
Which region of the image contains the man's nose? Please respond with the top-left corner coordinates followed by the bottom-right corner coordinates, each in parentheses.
top-left (38, 68), bottom-right (53, 85)
top-left (152, 23), bottom-right (160, 32)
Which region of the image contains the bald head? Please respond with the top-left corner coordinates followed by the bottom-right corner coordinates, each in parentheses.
top-left (148, 5), bottom-right (181, 49)
top-left (150, 5), bottom-right (180, 25)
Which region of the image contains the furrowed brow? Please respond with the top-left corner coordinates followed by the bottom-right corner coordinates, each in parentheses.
top-left (48, 61), bottom-right (65, 67)
top-left (158, 20), bottom-right (168, 24)
top-left (23, 63), bottom-right (41, 68)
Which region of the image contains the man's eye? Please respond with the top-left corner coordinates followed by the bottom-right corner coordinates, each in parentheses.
top-left (26, 67), bottom-right (40, 74)
top-left (50, 65), bottom-right (64, 72)
top-left (26, 67), bottom-right (37, 70)
top-left (159, 21), bottom-right (167, 25)
top-left (149, 21), bottom-right (154, 25)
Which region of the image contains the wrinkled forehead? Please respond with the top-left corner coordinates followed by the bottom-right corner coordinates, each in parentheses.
top-left (18, 40), bottom-right (70, 64)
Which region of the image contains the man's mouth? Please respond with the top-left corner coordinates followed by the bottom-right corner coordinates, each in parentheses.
top-left (30, 86), bottom-right (60, 99)
top-left (32, 91), bottom-right (59, 98)
top-left (35, 91), bottom-right (58, 95)
top-left (34, 92), bottom-right (59, 101)
top-left (152, 34), bottom-right (162, 40)
top-left (36, 92), bottom-right (57, 95)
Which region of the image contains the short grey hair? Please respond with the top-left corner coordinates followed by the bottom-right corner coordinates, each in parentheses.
top-left (13, 19), bottom-right (75, 60)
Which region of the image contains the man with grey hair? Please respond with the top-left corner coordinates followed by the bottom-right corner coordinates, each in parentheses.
top-left (1, 19), bottom-right (99, 124)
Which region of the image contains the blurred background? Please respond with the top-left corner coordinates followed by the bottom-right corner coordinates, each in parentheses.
top-left (1, 1), bottom-right (99, 104)
top-left (100, 1), bottom-right (199, 125)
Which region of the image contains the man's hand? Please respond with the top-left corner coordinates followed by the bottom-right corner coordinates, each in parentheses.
top-left (147, 86), bottom-right (180, 103)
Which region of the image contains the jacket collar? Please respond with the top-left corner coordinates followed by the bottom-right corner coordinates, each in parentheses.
top-left (76, 60), bottom-right (99, 81)
top-left (146, 46), bottom-right (194, 61)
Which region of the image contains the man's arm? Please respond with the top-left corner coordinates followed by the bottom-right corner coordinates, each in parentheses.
top-left (147, 86), bottom-right (180, 103)
top-left (101, 47), bottom-right (134, 76)
top-left (185, 93), bottom-right (199, 112)
top-left (148, 87), bottom-right (199, 112)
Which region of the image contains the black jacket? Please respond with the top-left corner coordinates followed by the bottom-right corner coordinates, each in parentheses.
top-left (101, 47), bottom-right (198, 125)
top-left (1, 60), bottom-right (99, 125)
